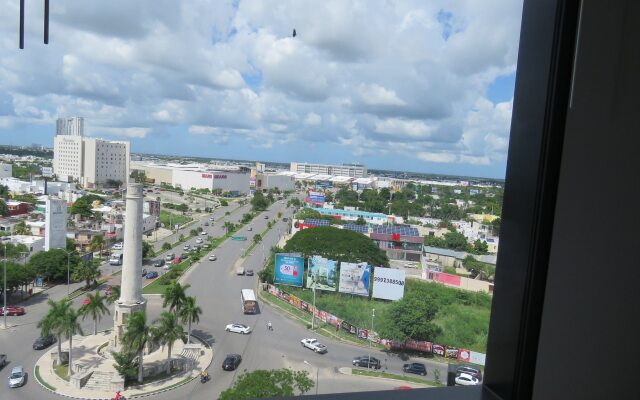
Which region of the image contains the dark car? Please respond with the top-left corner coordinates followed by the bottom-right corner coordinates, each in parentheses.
top-left (264, 215), bottom-right (269, 219)
top-left (352, 356), bottom-right (381, 369)
top-left (222, 353), bottom-right (242, 371)
top-left (141, 268), bottom-right (148, 277)
top-left (246, 270), bottom-right (254, 276)
top-left (204, 222), bottom-right (209, 226)
top-left (403, 362), bottom-right (427, 376)
top-left (153, 259), bottom-right (165, 268)
top-left (456, 365), bottom-right (482, 381)
top-left (180, 253), bottom-right (189, 260)
top-left (33, 335), bottom-right (56, 350)
top-left (145, 271), bottom-right (158, 279)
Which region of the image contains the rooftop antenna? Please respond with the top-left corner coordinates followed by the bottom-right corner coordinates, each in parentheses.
top-left (19, 0), bottom-right (50, 49)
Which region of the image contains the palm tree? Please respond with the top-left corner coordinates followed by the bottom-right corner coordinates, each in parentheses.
top-left (72, 261), bottom-right (101, 288)
top-left (13, 220), bottom-right (30, 235)
top-left (179, 296), bottom-right (202, 344)
top-left (79, 291), bottom-right (110, 335)
top-left (90, 234), bottom-right (105, 256)
top-left (224, 221), bottom-right (234, 235)
top-left (37, 298), bottom-right (71, 366)
top-left (152, 312), bottom-right (187, 374)
top-left (161, 282), bottom-right (190, 312)
top-left (122, 311), bottom-right (151, 383)
top-left (106, 285), bottom-right (121, 305)
top-left (61, 307), bottom-right (83, 377)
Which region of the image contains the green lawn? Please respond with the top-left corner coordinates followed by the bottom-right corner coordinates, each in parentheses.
top-left (54, 363), bottom-right (69, 381)
top-left (159, 210), bottom-right (192, 228)
top-left (351, 368), bottom-right (442, 386)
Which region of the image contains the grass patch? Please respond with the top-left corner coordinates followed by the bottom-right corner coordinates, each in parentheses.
top-left (67, 279), bottom-right (108, 300)
top-left (54, 362), bottom-right (70, 381)
top-left (351, 368), bottom-right (442, 387)
top-left (35, 366), bottom-right (57, 391)
top-left (160, 210), bottom-right (192, 228)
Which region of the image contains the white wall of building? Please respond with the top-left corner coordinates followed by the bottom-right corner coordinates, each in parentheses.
top-left (290, 162), bottom-right (367, 178)
top-left (0, 163), bottom-right (12, 178)
top-left (261, 174), bottom-right (295, 191)
top-left (45, 197), bottom-right (68, 251)
top-left (172, 169), bottom-right (250, 194)
top-left (82, 138), bottom-right (130, 188)
top-left (53, 135), bottom-right (84, 182)
top-left (56, 117), bottom-right (84, 136)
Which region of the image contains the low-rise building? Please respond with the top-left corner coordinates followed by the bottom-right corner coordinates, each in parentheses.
top-left (2, 235), bottom-right (45, 255)
top-left (370, 225), bottom-right (423, 262)
top-left (6, 201), bottom-right (31, 216)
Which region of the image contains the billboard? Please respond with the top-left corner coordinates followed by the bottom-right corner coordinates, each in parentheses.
top-left (372, 267), bottom-right (406, 301)
top-left (307, 255), bottom-right (337, 291)
top-left (274, 254), bottom-right (305, 287)
top-left (338, 262), bottom-right (371, 296)
top-left (308, 191), bottom-right (325, 204)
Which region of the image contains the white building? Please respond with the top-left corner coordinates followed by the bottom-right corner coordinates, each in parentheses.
top-left (56, 117), bottom-right (84, 136)
top-left (2, 235), bottom-right (45, 255)
top-left (45, 197), bottom-right (67, 251)
top-left (54, 135), bottom-right (130, 188)
top-left (290, 162), bottom-right (367, 178)
top-left (0, 163), bottom-right (12, 178)
top-left (172, 169), bottom-right (250, 194)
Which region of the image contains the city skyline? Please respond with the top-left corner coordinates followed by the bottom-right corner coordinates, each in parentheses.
top-left (0, 0), bottom-right (523, 178)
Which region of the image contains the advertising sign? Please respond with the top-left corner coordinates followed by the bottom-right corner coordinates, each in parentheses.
top-left (308, 191), bottom-right (325, 204)
top-left (338, 262), bottom-right (371, 296)
top-left (307, 255), bottom-right (337, 291)
top-left (274, 254), bottom-right (305, 287)
top-left (41, 166), bottom-right (53, 177)
top-left (372, 267), bottom-right (406, 301)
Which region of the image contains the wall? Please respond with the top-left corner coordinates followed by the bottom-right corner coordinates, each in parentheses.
top-left (531, 2), bottom-right (638, 399)
top-left (45, 198), bottom-right (68, 251)
top-left (0, 163), bottom-right (11, 178)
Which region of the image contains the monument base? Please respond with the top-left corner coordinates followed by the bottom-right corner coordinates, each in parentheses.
top-left (111, 300), bottom-right (147, 350)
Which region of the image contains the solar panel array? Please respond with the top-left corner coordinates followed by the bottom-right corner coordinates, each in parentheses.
top-left (344, 224), bottom-right (369, 234)
top-left (373, 225), bottom-right (420, 237)
top-left (304, 219), bottom-right (330, 227)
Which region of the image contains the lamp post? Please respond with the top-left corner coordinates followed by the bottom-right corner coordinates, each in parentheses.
top-left (304, 360), bottom-right (319, 395)
top-left (3, 243), bottom-right (7, 329)
top-left (368, 308), bottom-right (375, 366)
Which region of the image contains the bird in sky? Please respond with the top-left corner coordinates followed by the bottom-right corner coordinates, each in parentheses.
top-left (293, 28), bottom-right (297, 38)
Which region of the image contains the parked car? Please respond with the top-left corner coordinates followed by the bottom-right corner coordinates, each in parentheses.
top-left (245, 270), bottom-right (254, 276)
top-left (455, 373), bottom-right (480, 386)
top-left (183, 244), bottom-right (190, 251)
top-left (402, 362), bottom-right (427, 376)
top-left (352, 356), bottom-right (381, 369)
top-left (153, 259), bottom-right (165, 268)
top-left (33, 335), bottom-right (56, 350)
top-left (301, 338), bottom-right (328, 354)
top-left (236, 267), bottom-right (245, 275)
top-left (112, 242), bottom-right (123, 250)
top-left (0, 354), bottom-right (6, 369)
top-left (200, 231), bottom-right (208, 236)
top-left (247, 226), bottom-right (253, 231)
top-left (208, 255), bottom-right (217, 261)
top-left (196, 238), bottom-right (203, 244)
top-left (222, 354), bottom-right (242, 371)
top-left (0, 306), bottom-right (25, 316)
top-left (165, 253), bottom-right (175, 262)
top-left (180, 253), bottom-right (189, 260)
top-left (225, 323), bottom-right (252, 334)
top-left (145, 271), bottom-right (158, 279)
top-left (204, 222), bottom-right (209, 226)
top-left (264, 215), bottom-right (269, 219)
top-left (209, 216), bottom-right (215, 221)
top-left (8, 366), bottom-right (25, 388)
top-left (456, 365), bottom-right (483, 381)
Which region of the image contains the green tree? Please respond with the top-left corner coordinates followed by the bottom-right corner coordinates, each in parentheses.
top-left (355, 217), bottom-right (367, 225)
top-left (66, 237), bottom-right (76, 251)
top-left (111, 350), bottom-right (138, 384)
top-left (179, 296), bottom-right (202, 344)
top-left (162, 242), bottom-right (172, 251)
top-left (283, 226), bottom-right (389, 267)
top-left (29, 249), bottom-right (80, 282)
top-left (37, 299), bottom-right (71, 365)
top-left (61, 307), bottom-right (83, 376)
top-left (122, 311), bottom-right (151, 383)
top-left (0, 199), bottom-right (8, 217)
top-left (0, 184), bottom-right (9, 198)
top-left (472, 239), bottom-right (489, 255)
top-left (79, 291), bottom-right (110, 335)
top-left (106, 285), bottom-right (121, 305)
top-left (376, 296), bottom-right (442, 342)
top-left (151, 311), bottom-right (187, 374)
top-left (491, 217), bottom-right (501, 235)
top-left (161, 282), bottom-right (190, 312)
top-left (142, 241), bottom-right (154, 259)
top-left (294, 208), bottom-right (321, 220)
top-left (13, 220), bottom-right (30, 235)
top-left (224, 221), bottom-right (234, 235)
top-left (90, 234), bottom-right (105, 254)
top-left (72, 261), bottom-right (101, 288)
top-left (219, 199), bottom-right (228, 206)
top-left (443, 231), bottom-right (470, 251)
top-left (219, 368), bottom-right (314, 400)
top-left (424, 235), bottom-right (446, 248)
top-left (251, 191), bottom-right (269, 211)
top-left (253, 234), bottom-right (262, 244)
top-left (69, 194), bottom-right (105, 218)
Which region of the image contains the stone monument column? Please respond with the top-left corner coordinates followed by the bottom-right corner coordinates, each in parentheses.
top-left (112, 183), bottom-right (147, 348)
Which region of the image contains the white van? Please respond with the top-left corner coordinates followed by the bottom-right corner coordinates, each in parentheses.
top-left (109, 253), bottom-right (123, 266)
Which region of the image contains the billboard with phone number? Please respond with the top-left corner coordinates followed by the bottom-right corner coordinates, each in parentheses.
top-left (274, 254), bottom-right (305, 287)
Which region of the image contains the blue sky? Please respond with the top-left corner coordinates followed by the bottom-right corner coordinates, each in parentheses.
top-left (0, 0), bottom-right (523, 178)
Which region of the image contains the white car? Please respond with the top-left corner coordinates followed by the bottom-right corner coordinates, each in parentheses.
top-left (8, 366), bottom-right (25, 388)
top-left (455, 373), bottom-right (480, 386)
top-left (196, 238), bottom-right (203, 244)
top-left (300, 338), bottom-right (328, 354)
top-left (183, 244), bottom-right (190, 250)
top-left (248, 226), bottom-right (253, 231)
top-left (225, 323), bottom-right (252, 334)
top-left (208, 254), bottom-right (217, 261)
top-left (112, 242), bottom-right (123, 250)
top-left (201, 231), bottom-right (208, 236)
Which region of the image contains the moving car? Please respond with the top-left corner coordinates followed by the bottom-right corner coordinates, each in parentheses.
top-left (231, 236), bottom-right (247, 241)
top-left (145, 271), bottom-right (158, 279)
top-left (222, 354), bottom-right (242, 371)
top-left (245, 270), bottom-right (254, 276)
top-left (8, 366), bottom-right (25, 388)
top-left (225, 323), bottom-right (252, 334)
top-left (196, 238), bottom-right (203, 244)
top-left (209, 216), bottom-right (215, 221)
top-left (204, 222), bottom-right (209, 226)
top-left (236, 267), bottom-right (245, 275)
top-left (200, 231), bottom-right (208, 236)
top-left (455, 373), bottom-right (480, 386)
top-left (352, 356), bottom-right (381, 369)
top-left (456, 365), bottom-right (483, 381)
top-left (402, 362), bottom-right (427, 376)
top-left (0, 306), bottom-right (25, 316)
top-left (153, 259), bottom-right (165, 268)
top-left (109, 253), bottom-right (123, 266)
top-left (208, 255), bottom-right (217, 261)
top-left (247, 226), bottom-right (253, 231)
top-left (264, 215), bottom-right (269, 219)
top-left (33, 335), bottom-right (56, 350)
top-left (301, 338), bottom-right (328, 354)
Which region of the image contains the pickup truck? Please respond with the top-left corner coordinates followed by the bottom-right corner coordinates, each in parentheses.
top-left (300, 338), bottom-right (328, 354)
top-left (0, 354), bottom-right (6, 369)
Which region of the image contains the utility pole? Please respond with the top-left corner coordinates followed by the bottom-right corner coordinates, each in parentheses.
top-left (311, 286), bottom-right (316, 329)
top-left (368, 308), bottom-right (375, 366)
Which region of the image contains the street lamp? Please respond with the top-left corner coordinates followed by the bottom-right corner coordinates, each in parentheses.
top-left (304, 360), bottom-right (319, 395)
top-left (368, 309), bottom-right (375, 366)
top-left (3, 243), bottom-right (7, 329)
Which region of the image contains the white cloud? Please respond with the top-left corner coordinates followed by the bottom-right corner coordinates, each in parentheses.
top-left (417, 152), bottom-right (458, 163)
top-left (94, 127), bottom-right (151, 138)
top-left (303, 112), bottom-right (322, 126)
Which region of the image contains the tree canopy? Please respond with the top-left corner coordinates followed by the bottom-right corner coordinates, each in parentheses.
top-left (0, 199), bottom-right (7, 216)
top-left (29, 249), bottom-right (80, 282)
top-left (283, 226), bottom-right (389, 267)
top-left (251, 191), bottom-right (269, 211)
top-left (219, 369), bottom-right (314, 400)
top-left (69, 194), bottom-right (105, 217)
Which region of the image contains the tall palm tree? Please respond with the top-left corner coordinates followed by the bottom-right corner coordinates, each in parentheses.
top-left (106, 285), bottom-right (121, 305)
top-left (122, 311), bottom-right (150, 383)
top-left (79, 291), bottom-right (110, 335)
top-left (37, 298), bottom-right (71, 366)
top-left (152, 312), bottom-right (186, 374)
top-left (61, 307), bottom-right (83, 377)
top-left (179, 296), bottom-right (202, 344)
top-left (161, 282), bottom-right (190, 312)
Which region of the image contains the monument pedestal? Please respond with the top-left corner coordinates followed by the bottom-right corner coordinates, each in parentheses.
top-left (111, 300), bottom-right (147, 349)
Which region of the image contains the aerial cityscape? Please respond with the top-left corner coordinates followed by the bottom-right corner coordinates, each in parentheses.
top-left (0, 1), bottom-right (521, 399)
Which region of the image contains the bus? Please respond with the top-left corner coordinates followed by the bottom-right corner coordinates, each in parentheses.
top-left (241, 289), bottom-right (257, 314)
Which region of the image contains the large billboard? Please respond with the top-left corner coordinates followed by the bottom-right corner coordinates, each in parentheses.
top-left (308, 191), bottom-right (325, 204)
top-left (274, 254), bottom-right (305, 287)
top-left (338, 262), bottom-right (371, 296)
top-left (372, 267), bottom-right (406, 301)
top-left (307, 255), bottom-right (337, 291)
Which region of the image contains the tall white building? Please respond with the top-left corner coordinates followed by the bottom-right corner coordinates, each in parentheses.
top-left (56, 117), bottom-right (84, 136)
top-left (0, 163), bottom-right (12, 178)
top-left (290, 162), bottom-right (367, 178)
top-left (44, 198), bottom-right (67, 251)
top-left (54, 136), bottom-right (130, 188)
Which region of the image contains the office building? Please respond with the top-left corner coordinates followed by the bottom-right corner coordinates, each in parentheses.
top-left (56, 117), bottom-right (84, 136)
top-left (290, 162), bottom-right (367, 178)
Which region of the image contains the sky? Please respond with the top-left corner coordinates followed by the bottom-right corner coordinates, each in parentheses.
top-left (0, 0), bottom-right (523, 178)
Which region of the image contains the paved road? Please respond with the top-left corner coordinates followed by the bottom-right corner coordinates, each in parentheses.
top-left (0, 195), bottom-right (445, 400)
